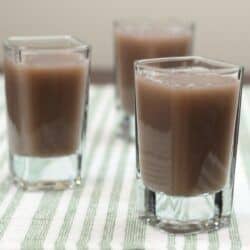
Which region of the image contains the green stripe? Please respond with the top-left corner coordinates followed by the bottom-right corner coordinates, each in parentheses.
top-left (0, 130), bottom-right (6, 143)
top-left (21, 192), bottom-right (62, 249)
top-left (123, 182), bottom-right (146, 250)
top-left (184, 234), bottom-right (197, 250)
top-left (0, 180), bottom-right (11, 207)
top-left (54, 188), bottom-right (83, 250)
top-left (77, 134), bottom-right (117, 247)
top-left (55, 90), bottom-right (112, 249)
top-left (208, 231), bottom-right (219, 250)
top-left (0, 139), bottom-right (20, 239)
top-left (0, 156), bottom-right (11, 206)
top-left (0, 152), bottom-right (7, 172)
top-left (229, 212), bottom-right (242, 250)
top-left (167, 234), bottom-right (176, 250)
top-left (0, 138), bottom-right (6, 150)
top-left (0, 190), bottom-right (24, 240)
top-left (100, 143), bottom-right (130, 249)
top-left (0, 105), bottom-right (5, 112)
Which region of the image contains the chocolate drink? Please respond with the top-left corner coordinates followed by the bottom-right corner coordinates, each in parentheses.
top-left (4, 53), bottom-right (88, 157)
top-left (136, 72), bottom-right (239, 196)
top-left (115, 28), bottom-right (192, 114)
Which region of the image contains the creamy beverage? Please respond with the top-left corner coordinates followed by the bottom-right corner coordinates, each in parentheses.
top-left (115, 26), bottom-right (193, 114)
top-left (136, 72), bottom-right (239, 196)
top-left (4, 53), bottom-right (88, 157)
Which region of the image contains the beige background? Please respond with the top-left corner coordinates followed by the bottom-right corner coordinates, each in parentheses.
top-left (0, 0), bottom-right (249, 71)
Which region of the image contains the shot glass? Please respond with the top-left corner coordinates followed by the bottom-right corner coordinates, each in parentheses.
top-left (114, 19), bottom-right (194, 141)
top-left (135, 56), bottom-right (243, 233)
top-left (3, 36), bottom-right (90, 190)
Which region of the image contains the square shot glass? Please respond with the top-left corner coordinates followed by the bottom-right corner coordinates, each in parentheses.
top-left (135, 56), bottom-right (243, 233)
top-left (114, 19), bottom-right (194, 141)
top-left (3, 36), bottom-right (90, 190)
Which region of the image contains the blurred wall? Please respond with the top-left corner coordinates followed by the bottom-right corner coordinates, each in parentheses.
top-left (0, 0), bottom-right (249, 70)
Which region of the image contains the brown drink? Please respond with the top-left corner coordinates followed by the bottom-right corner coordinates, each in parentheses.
top-left (115, 23), bottom-right (193, 114)
top-left (136, 72), bottom-right (239, 196)
top-left (4, 53), bottom-right (88, 157)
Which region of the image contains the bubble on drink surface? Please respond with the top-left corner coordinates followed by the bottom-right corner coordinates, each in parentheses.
top-left (186, 83), bottom-right (196, 88)
top-left (143, 66), bottom-right (238, 89)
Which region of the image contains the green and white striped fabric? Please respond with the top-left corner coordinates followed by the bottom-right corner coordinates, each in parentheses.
top-left (0, 75), bottom-right (249, 249)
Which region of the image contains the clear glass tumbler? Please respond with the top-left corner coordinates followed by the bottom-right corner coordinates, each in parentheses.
top-left (114, 19), bottom-right (194, 141)
top-left (135, 56), bottom-right (243, 233)
top-left (3, 36), bottom-right (90, 190)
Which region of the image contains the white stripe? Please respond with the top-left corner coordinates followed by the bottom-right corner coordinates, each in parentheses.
top-left (43, 190), bottom-right (74, 249)
top-left (85, 88), bottom-right (113, 145)
top-left (241, 90), bottom-right (250, 134)
top-left (110, 146), bottom-right (135, 250)
top-left (0, 135), bottom-right (9, 185)
top-left (88, 141), bottom-right (124, 248)
top-left (65, 94), bottom-right (115, 250)
top-left (0, 77), bottom-right (4, 106)
top-left (0, 162), bottom-right (8, 184)
top-left (173, 235), bottom-right (185, 250)
top-left (145, 226), bottom-right (168, 250)
top-left (233, 154), bottom-right (250, 248)
top-left (0, 192), bottom-right (43, 248)
top-left (0, 163), bottom-right (12, 216)
top-left (0, 186), bottom-right (17, 219)
top-left (0, 114), bottom-right (6, 135)
top-left (0, 129), bottom-right (6, 139)
top-left (0, 142), bottom-right (7, 159)
top-left (217, 228), bottom-right (230, 248)
top-left (197, 233), bottom-right (209, 250)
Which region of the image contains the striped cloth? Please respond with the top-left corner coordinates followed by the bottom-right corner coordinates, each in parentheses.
top-left (0, 75), bottom-right (249, 250)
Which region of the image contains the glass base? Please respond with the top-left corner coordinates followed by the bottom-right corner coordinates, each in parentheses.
top-left (9, 152), bottom-right (83, 191)
top-left (136, 178), bottom-right (232, 234)
top-left (117, 111), bottom-right (135, 142)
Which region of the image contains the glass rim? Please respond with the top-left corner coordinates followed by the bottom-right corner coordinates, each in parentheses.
top-left (134, 56), bottom-right (243, 76)
top-left (3, 35), bottom-right (90, 54)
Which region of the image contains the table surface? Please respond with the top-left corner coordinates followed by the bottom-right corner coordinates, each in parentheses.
top-left (0, 76), bottom-right (249, 250)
